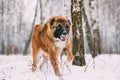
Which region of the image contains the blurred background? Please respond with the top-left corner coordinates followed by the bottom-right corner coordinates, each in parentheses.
top-left (0, 0), bottom-right (120, 55)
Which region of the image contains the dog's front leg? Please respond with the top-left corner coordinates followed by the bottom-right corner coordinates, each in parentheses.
top-left (63, 42), bottom-right (74, 73)
top-left (66, 40), bottom-right (74, 62)
top-left (50, 54), bottom-right (61, 76)
top-left (48, 48), bottom-right (61, 77)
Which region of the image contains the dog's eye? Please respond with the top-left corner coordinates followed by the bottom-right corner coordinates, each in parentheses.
top-left (65, 24), bottom-right (69, 30)
top-left (65, 25), bottom-right (69, 29)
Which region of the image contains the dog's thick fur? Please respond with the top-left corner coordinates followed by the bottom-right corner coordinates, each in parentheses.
top-left (31, 16), bottom-right (73, 77)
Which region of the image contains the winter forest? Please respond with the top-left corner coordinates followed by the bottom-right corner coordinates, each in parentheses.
top-left (0, 0), bottom-right (120, 55)
top-left (0, 0), bottom-right (120, 80)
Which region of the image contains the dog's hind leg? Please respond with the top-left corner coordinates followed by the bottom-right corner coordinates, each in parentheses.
top-left (32, 47), bottom-right (40, 72)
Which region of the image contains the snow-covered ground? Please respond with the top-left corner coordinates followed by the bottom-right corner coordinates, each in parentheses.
top-left (0, 54), bottom-right (120, 80)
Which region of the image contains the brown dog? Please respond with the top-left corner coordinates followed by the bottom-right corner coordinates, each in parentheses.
top-left (31, 16), bottom-right (73, 77)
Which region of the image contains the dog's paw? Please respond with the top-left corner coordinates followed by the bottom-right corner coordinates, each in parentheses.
top-left (65, 60), bottom-right (73, 73)
top-left (58, 76), bottom-right (64, 80)
top-left (32, 64), bottom-right (37, 72)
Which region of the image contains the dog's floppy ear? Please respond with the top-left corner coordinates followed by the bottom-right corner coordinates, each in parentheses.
top-left (50, 18), bottom-right (55, 26)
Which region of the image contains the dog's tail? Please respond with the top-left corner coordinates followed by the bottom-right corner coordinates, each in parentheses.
top-left (34, 24), bottom-right (43, 32)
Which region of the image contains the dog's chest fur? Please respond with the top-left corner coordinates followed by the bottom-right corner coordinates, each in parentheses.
top-left (54, 40), bottom-right (66, 54)
top-left (54, 40), bottom-right (66, 48)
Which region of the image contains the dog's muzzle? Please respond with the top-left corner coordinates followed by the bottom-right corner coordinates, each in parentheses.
top-left (62, 31), bottom-right (68, 35)
top-left (60, 31), bottom-right (68, 41)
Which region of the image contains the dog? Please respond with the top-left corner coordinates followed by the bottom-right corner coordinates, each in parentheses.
top-left (31, 16), bottom-right (73, 77)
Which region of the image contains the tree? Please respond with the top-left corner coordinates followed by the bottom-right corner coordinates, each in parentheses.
top-left (89, 0), bottom-right (101, 56)
top-left (82, 1), bottom-right (95, 57)
top-left (23, 0), bottom-right (38, 55)
top-left (71, 0), bottom-right (86, 66)
top-left (39, 0), bottom-right (44, 24)
top-left (0, 0), bottom-right (5, 54)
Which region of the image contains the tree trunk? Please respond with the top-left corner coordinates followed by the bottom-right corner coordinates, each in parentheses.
top-left (71, 0), bottom-right (86, 66)
top-left (39, 0), bottom-right (44, 24)
top-left (82, 2), bottom-right (95, 57)
top-left (23, 0), bottom-right (38, 55)
top-left (0, 0), bottom-right (5, 54)
top-left (89, 0), bottom-right (101, 56)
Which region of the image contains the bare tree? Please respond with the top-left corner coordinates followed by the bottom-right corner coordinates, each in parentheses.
top-left (82, 1), bottom-right (95, 57)
top-left (39, 0), bottom-right (44, 24)
top-left (0, 0), bottom-right (5, 54)
top-left (23, 0), bottom-right (38, 55)
top-left (71, 0), bottom-right (86, 66)
top-left (89, 0), bottom-right (101, 56)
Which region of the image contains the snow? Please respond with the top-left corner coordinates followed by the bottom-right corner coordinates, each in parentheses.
top-left (0, 54), bottom-right (120, 80)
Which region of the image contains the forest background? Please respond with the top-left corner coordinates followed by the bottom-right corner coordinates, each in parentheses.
top-left (0, 0), bottom-right (120, 55)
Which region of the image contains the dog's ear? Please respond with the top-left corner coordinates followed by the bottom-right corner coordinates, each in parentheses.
top-left (50, 18), bottom-right (55, 26)
top-left (68, 19), bottom-right (72, 26)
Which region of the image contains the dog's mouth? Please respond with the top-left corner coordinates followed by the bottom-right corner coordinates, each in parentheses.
top-left (60, 35), bottom-right (67, 41)
top-left (54, 35), bottom-right (67, 41)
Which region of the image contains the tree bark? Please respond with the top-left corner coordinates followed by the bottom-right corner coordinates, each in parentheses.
top-left (71, 0), bottom-right (86, 66)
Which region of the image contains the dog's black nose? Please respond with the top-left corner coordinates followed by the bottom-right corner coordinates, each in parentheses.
top-left (63, 31), bottom-right (68, 35)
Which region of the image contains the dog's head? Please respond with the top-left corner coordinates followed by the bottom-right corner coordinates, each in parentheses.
top-left (48, 16), bottom-right (72, 41)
